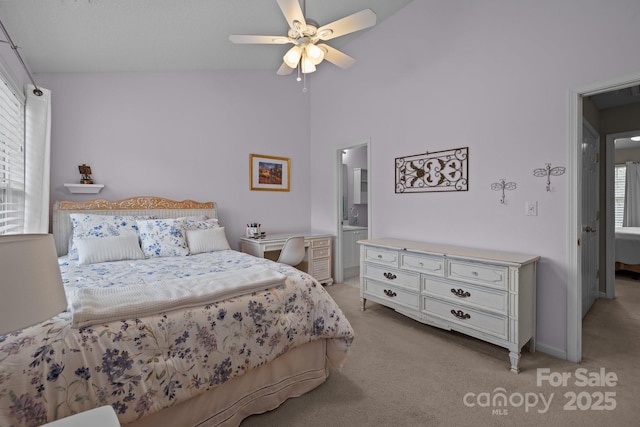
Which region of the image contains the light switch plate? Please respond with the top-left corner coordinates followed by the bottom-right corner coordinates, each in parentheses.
top-left (526, 201), bottom-right (538, 216)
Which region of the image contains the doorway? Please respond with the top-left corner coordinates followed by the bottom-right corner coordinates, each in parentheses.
top-left (568, 73), bottom-right (640, 363)
top-left (335, 140), bottom-right (370, 284)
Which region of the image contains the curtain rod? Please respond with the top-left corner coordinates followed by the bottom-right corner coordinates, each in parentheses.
top-left (0, 18), bottom-right (42, 96)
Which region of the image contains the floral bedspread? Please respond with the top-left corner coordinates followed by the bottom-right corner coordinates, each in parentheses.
top-left (0, 250), bottom-right (353, 426)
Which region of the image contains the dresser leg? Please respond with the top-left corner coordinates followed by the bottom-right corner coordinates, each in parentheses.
top-left (360, 298), bottom-right (367, 311)
top-left (509, 351), bottom-right (521, 373)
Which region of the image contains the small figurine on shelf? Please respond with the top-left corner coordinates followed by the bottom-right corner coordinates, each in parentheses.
top-left (78, 164), bottom-right (93, 184)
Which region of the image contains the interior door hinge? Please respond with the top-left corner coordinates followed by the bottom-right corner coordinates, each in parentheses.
top-left (596, 269), bottom-right (600, 279)
top-left (596, 211), bottom-right (600, 221)
top-left (596, 153), bottom-right (600, 163)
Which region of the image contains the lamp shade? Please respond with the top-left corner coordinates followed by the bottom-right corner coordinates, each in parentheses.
top-left (283, 46), bottom-right (302, 68)
top-left (0, 234), bottom-right (67, 336)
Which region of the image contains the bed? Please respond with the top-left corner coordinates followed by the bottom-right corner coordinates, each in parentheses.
top-left (0, 196), bottom-right (354, 427)
top-left (614, 226), bottom-right (640, 274)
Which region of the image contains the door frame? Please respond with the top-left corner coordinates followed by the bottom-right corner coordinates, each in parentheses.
top-left (567, 72), bottom-right (640, 363)
top-left (335, 139), bottom-right (371, 284)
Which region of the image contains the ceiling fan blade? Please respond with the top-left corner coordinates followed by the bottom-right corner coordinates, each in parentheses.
top-left (277, 0), bottom-right (306, 32)
top-left (229, 35), bottom-right (291, 44)
top-left (317, 44), bottom-right (356, 69)
top-left (317, 9), bottom-right (376, 41)
top-left (277, 62), bottom-right (295, 75)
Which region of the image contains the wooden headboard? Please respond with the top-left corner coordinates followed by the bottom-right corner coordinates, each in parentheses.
top-left (52, 196), bottom-right (217, 256)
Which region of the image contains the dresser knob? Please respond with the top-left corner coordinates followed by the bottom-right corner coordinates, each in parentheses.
top-left (383, 272), bottom-right (397, 280)
top-left (471, 271), bottom-right (478, 276)
top-left (450, 288), bottom-right (471, 298)
top-left (378, 255), bottom-right (382, 259)
top-left (383, 289), bottom-right (397, 297)
top-left (450, 309), bottom-right (471, 320)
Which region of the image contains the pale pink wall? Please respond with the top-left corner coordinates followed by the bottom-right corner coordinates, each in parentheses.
top-left (36, 70), bottom-right (311, 249)
top-left (309, 0), bottom-right (640, 356)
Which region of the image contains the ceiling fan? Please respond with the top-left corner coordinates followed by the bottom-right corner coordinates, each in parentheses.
top-left (229, 0), bottom-right (376, 77)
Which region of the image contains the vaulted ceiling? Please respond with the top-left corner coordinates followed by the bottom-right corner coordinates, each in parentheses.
top-left (0, 0), bottom-right (412, 74)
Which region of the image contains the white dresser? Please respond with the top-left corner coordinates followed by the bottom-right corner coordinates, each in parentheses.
top-left (359, 238), bottom-right (539, 373)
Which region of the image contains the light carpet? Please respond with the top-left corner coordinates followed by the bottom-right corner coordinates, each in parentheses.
top-left (241, 274), bottom-right (640, 426)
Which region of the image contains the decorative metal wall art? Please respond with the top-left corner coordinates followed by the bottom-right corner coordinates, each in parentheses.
top-left (490, 179), bottom-right (517, 204)
top-left (395, 147), bottom-right (468, 193)
top-left (533, 163), bottom-right (565, 191)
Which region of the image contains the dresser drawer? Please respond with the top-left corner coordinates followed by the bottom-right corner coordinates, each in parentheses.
top-left (422, 277), bottom-right (508, 314)
top-left (363, 263), bottom-right (419, 291)
top-left (400, 253), bottom-right (444, 277)
top-left (446, 260), bottom-right (508, 290)
top-left (363, 278), bottom-right (419, 310)
top-left (311, 247), bottom-right (329, 259)
top-left (422, 296), bottom-right (508, 340)
top-left (311, 238), bottom-right (331, 248)
top-left (363, 246), bottom-right (399, 267)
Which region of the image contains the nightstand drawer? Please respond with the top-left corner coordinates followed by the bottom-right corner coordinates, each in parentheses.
top-left (400, 253), bottom-right (444, 277)
top-left (363, 246), bottom-right (398, 266)
top-left (311, 247), bottom-right (329, 259)
top-left (447, 260), bottom-right (508, 290)
top-left (364, 278), bottom-right (419, 310)
top-left (422, 296), bottom-right (508, 340)
top-left (363, 263), bottom-right (419, 291)
top-left (311, 238), bottom-right (331, 248)
top-left (422, 277), bottom-right (508, 314)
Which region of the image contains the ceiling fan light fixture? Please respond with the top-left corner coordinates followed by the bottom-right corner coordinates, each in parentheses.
top-left (301, 54), bottom-right (316, 73)
top-left (283, 45), bottom-right (303, 68)
top-left (305, 43), bottom-right (324, 65)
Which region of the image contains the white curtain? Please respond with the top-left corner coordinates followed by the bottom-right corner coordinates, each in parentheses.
top-left (623, 161), bottom-right (640, 227)
top-left (24, 84), bottom-right (52, 233)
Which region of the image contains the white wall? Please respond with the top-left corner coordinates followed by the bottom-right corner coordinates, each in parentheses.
top-left (309, 0), bottom-right (640, 355)
top-left (36, 70), bottom-right (312, 249)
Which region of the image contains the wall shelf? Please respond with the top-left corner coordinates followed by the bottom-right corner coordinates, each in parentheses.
top-left (64, 183), bottom-right (104, 194)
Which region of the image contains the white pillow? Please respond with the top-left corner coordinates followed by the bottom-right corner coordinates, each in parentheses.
top-left (186, 227), bottom-right (231, 254)
top-left (137, 218), bottom-right (189, 257)
top-left (75, 234), bottom-right (145, 265)
top-left (68, 214), bottom-right (152, 259)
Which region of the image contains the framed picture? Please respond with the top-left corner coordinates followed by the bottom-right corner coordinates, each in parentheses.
top-left (250, 154), bottom-right (290, 191)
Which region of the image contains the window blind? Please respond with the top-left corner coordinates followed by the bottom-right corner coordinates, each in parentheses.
top-left (614, 164), bottom-right (626, 228)
top-left (0, 71), bottom-right (25, 234)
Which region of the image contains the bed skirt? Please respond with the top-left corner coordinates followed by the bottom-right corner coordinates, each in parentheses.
top-left (127, 339), bottom-right (328, 427)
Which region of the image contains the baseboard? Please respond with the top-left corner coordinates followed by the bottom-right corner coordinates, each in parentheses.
top-left (535, 341), bottom-right (568, 361)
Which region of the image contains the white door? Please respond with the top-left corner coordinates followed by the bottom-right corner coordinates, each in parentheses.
top-left (581, 121), bottom-right (599, 317)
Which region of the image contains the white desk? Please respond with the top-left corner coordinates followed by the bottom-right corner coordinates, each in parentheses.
top-left (240, 232), bottom-right (333, 285)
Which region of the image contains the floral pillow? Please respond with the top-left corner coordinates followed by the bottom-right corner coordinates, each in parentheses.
top-left (68, 214), bottom-right (152, 259)
top-left (137, 218), bottom-right (189, 257)
top-left (180, 216), bottom-right (220, 230)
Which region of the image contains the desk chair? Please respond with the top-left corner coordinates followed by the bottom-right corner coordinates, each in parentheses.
top-left (277, 236), bottom-right (305, 266)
